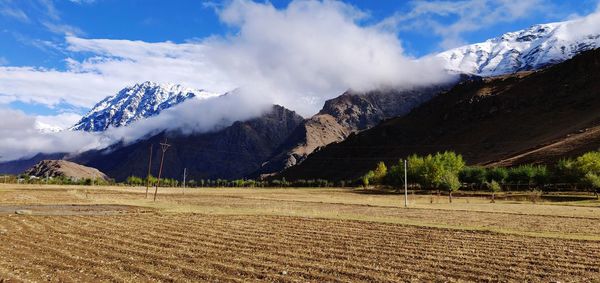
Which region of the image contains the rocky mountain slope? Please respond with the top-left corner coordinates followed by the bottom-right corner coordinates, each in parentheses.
top-left (281, 49), bottom-right (600, 181)
top-left (438, 21), bottom-right (600, 76)
top-left (70, 105), bottom-right (304, 181)
top-left (71, 81), bottom-right (219, 132)
top-left (0, 153), bottom-right (67, 175)
top-left (25, 160), bottom-right (109, 181)
top-left (256, 84), bottom-right (455, 175)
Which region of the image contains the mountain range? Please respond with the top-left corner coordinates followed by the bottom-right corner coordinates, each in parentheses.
top-left (70, 81), bottom-right (219, 132)
top-left (3, 19), bottom-right (600, 182)
top-left (438, 21), bottom-right (600, 76)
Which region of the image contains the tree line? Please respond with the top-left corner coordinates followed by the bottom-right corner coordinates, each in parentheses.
top-left (362, 151), bottom-right (600, 200)
top-left (125, 175), bottom-right (339, 188)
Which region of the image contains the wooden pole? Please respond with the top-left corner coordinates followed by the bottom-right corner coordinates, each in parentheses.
top-left (153, 138), bottom-right (171, 202)
top-left (145, 145), bottom-right (153, 199)
top-left (182, 168), bottom-right (187, 195)
top-left (404, 159), bottom-right (408, 208)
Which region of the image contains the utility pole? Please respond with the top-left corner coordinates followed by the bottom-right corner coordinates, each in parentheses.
top-left (145, 144), bottom-right (153, 199)
top-left (153, 138), bottom-right (171, 202)
top-left (182, 168), bottom-right (187, 195)
top-left (404, 159), bottom-right (408, 208)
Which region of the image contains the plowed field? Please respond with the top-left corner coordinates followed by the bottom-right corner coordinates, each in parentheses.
top-left (0, 185), bottom-right (599, 282)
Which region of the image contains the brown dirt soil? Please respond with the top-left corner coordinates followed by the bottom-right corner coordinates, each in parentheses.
top-left (0, 214), bottom-right (599, 282)
top-left (0, 185), bottom-right (599, 281)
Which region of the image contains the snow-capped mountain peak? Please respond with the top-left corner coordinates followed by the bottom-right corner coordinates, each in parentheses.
top-left (438, 20), bottom-right (600, 77)
top-left (71, 81), bottom-right (220, 132)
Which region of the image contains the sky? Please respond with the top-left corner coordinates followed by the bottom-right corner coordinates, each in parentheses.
top-left (0, 0), bottom-right (599, 161)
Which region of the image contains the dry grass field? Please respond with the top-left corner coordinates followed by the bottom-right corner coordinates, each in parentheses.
top-left (0, 184), bottom-right (599, 282)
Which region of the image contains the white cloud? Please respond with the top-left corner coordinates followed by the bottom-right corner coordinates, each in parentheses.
top-left (68, 0), bottom-right (96, 4)
top-left (0, 0), bottom-right (458, 161)
top-left (557, 4), bottom-right (600, 41)
top-left (1, 0), bottom-right (454, 114)
top-left (203, 0), bottom-right (454, 115)
top-left (0, 66), bottom-right (124, 107)
top-left (35, 112), bottom-right (82, 132)
top-left (0, 6), bottom-right (30, 22)
top-left (381, 0), bottom-right (550, 49)
top-left (0, 93), bottom-right (269, 161)
top-left (0, 108), bottom-right (103, 161)
top-left (42, 21), bottom-right (85, 36)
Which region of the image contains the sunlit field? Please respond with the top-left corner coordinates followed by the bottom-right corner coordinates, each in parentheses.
top-left (0, 184), bottom-right (599, 281)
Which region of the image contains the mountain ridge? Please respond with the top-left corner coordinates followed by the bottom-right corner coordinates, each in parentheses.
top-left (438, 21), bottom-right (600, 76)
top-left (70, 81), bottom-right (220, 132)
top-left (280, 49), bottom-right (600, 181)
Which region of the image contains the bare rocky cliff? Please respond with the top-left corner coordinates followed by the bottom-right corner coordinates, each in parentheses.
top-left (256, 85), bottom-right (455, 176)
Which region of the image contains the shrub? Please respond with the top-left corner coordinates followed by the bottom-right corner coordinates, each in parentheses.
top-left (486, 180), bottom-right (502, 203)
top-left (362, 171), bottom-right (375, 188)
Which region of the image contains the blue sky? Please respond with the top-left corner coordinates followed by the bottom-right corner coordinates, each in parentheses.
top-left (0, 0), bottom-right (599, 120)
top-left (2, 1), bottom-right (597, 70)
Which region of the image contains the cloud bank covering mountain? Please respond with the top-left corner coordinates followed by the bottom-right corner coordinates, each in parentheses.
top-left (1, 0), bottom-right (600, 162)
top-left (71, 81), bottom-right (220, 132)
top-left (0, 0), bottom-right (456, 161)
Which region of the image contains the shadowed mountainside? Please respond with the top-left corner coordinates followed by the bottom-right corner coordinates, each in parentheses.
top-left (70, 105), bottom-right (304, 181)
top-left (280, 49), bottom-right (600, 181)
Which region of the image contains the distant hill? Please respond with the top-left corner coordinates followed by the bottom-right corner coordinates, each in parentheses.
top-left (0, 153), bottom-right (67, 175)
top-left (281, 49), bottom-right (600, 181)
top-left (25, 160), bottom-right (109, 181)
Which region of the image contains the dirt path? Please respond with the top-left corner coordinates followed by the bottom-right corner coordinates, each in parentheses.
top-left (0, 204), bottom-right (153, 216)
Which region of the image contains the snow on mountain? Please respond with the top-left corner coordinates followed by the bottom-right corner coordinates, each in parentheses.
top-left (438, 21), bottom-right (600, 77)
top-left (70, 81), bottom-right (220, 132)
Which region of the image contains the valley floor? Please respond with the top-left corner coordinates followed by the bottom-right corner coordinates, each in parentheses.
top-left (0, 185), bottom-right (599, 282)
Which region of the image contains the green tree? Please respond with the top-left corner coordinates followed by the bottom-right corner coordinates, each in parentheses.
top-left (408, 151), bottom-right (465, 190)
top-left (372, 162), bottom-right (388, 185)
top-left (555, 158), bottom-right (579, 183)
top-left (386, 160), bottom-right (406, 190)
top-left (439, 172), bottom-right (461, 203)
top-left (583, 173), bottom-right (600, 199)
top-left (126, 176), bottom-right (143, 186)
top-left (459, 166), bottom-right (487, 188)
top-left (362, 171), bottom-right (375, 188)
top-left (532, 165), bottom-right (550, 187)
top-left (487, 180), bottom-right (502, 203)
top-left (573, 152), bottom-right (600, 175)
top-left (508, 165), bottom-right (536, 189)
top-left (486, 167), bottom-right (508, 184)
